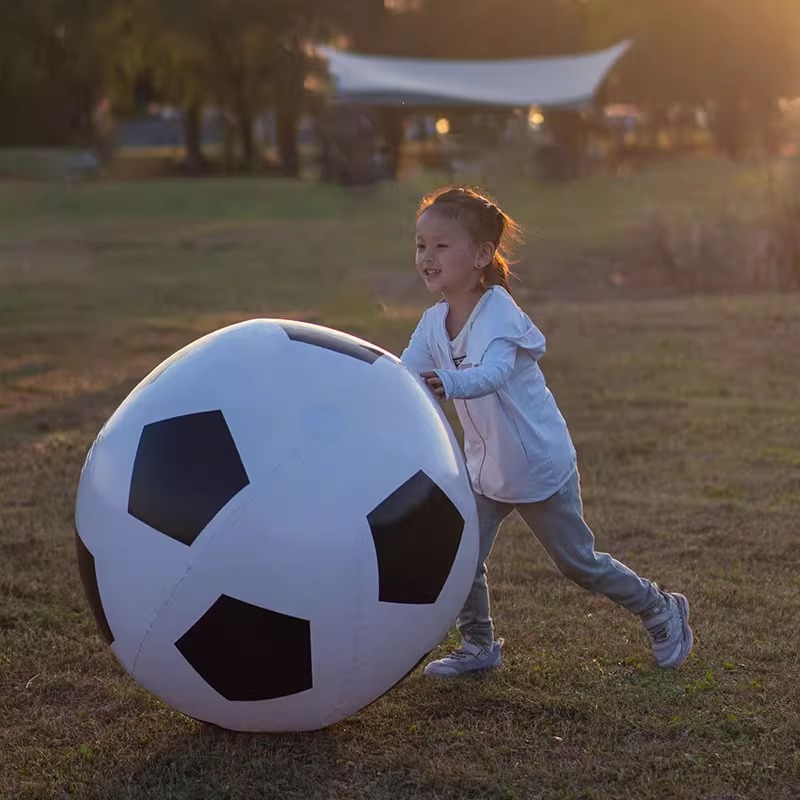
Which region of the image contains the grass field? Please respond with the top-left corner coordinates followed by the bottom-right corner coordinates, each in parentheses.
top-left (1, 160), bottom-right (799, 799)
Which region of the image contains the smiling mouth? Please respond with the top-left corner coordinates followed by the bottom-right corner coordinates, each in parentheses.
top-left (423, 268), bottom-right (441, 278)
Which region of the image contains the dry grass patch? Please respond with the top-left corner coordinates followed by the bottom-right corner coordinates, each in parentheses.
top-left (1, 169), bottom-right (799, 799)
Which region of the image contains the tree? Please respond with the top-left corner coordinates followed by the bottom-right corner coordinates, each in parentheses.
top-left (94, 0), bottom-right (211, 169)
top-left (0, 0), bottom-right (105, 145)
top-left (95, 0), bottom-right (281, 171)
top-left (587, 0), bottom-right (800, 157)
top-left (268, 0), bottom-right (331, 177)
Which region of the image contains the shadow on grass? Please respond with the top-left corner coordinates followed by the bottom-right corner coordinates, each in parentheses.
top-left (80, 681), bottom-right (558, 800)
top-left (87, 723), bottom-right (348, 800)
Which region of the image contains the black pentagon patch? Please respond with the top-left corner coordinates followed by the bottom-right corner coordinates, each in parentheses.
top-left (368, 470), bottom-right (464, 604)
top-left (175, 595), bottom-right (312, 701)
top-left (278, 321), bottom-right (384, 364)
top-left (74, 528), bottom-right (114, 645)
top-left (128, 410), bottom-right (249, 546)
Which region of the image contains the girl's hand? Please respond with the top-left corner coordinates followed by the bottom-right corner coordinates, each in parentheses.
top-left (421, 371), bottom-right (446, 402)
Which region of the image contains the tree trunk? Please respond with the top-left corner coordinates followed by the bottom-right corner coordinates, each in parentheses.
top-left (751, 95), bottom-right (781, 159)
top-left (183, 103), bottom-right (204, 174)
top-left (277, 105), bottom-right (300, 178)
top-left (643, 104), bottom-right (669, 153)
top-left (222, 111), bottom-right (236, 171)
top-left (713, 96), bottom-right (745, 160)
top-left (547, 110), bottom-right (585, 180)
top-left (238, 109), bottom-right (255, 169)
top-left (380, 108), bottom-right (405, 181)
top-left (274, 44), bottom-right (305, 178)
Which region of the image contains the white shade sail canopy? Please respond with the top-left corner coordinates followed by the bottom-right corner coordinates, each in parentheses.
top-left (319, 41), bottom-right (630, 108)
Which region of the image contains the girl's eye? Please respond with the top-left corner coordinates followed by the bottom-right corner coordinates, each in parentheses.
top-left (437, 244), bottom-right (448, 249)
top-left (416, 243), bottom-right (424, 250)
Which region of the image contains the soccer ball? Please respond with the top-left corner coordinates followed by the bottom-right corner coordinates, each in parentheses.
top-left (74, 319), bottom-right (478, 732)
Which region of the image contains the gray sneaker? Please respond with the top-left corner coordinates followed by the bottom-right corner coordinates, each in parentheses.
top-left (423, 638), bottom-right (504, 677)
top-left (642, 592), bottom-right (694, 669)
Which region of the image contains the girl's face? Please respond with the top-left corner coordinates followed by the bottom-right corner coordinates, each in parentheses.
top-left (415, 208), bottom-right (493, 297)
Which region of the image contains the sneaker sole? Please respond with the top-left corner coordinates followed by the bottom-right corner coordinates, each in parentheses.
top-left (423, 654), bottom-right (502, 677)
top-left (423, 643), bottom-right (504, 677)
top-left (668, 592), bottom-right (694, 669)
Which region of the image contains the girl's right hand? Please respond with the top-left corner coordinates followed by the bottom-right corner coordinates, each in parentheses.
top-left (421, 371), bottom-right (446, 402)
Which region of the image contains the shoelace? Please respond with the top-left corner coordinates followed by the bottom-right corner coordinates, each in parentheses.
top-left (646, 619), bottom-right (671, 645)
top-left (449, 646), bottom-right (492, 660)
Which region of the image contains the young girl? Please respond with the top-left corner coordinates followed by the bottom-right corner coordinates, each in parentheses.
top-left (401, 187), bottom-right (693, 676)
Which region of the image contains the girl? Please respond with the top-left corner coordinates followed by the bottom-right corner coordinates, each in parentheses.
top-left (401, 187), bottom-right (693, 676)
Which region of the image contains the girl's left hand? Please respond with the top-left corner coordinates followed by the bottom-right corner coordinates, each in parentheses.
top-left (421, 371), bottom-right (446, 402)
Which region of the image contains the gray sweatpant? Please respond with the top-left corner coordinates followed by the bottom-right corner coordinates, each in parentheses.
top-left (459, 469), bottom-right (661, 646)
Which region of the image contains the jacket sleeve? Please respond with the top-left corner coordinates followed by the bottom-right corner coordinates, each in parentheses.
top-left (434, 339), bottom-right (518, 400)
top-left (400, 314), bottom-right (437, 373)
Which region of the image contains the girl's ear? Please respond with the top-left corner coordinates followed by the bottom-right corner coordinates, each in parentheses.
top-left (475, 241), bottom-right (496, 269)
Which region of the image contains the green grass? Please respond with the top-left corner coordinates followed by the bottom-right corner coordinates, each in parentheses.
top-left (1, 161), bottom-right (799, 799)
top-left (0, 148), bottom-right (85, 181)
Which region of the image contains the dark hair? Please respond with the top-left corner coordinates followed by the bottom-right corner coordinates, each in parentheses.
top-left (417, 186), bottom-right (522, 292)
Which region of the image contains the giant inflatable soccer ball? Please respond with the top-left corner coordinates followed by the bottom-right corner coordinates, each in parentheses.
top-left (74, 319), bottom-right (478, 732)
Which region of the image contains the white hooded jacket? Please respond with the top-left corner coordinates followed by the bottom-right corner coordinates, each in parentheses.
top-left (401, 287), bottom-right (576, 503)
